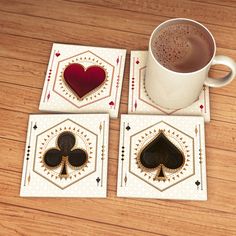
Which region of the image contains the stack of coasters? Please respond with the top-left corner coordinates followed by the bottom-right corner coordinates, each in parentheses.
top-left (20, 114), bottom-right (109, 197)
top-left (20, 43), bottom-right (126, 197)
top-left (128, 51), bottom-right (210, 122)
top-left (39, 43), bottom-right (126, 118)
top-left (117, 115), bottom-right (207, 200)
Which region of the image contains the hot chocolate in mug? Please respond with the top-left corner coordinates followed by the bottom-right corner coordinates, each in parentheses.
top-left (145, 18), bottom-right (236, 109)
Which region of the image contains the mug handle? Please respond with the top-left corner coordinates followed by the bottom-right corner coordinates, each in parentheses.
top-left (204, 55), bottom-right (236, 87)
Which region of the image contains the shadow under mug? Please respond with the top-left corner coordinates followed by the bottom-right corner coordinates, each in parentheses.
top-left (145, 18), bottom-right (236, 110)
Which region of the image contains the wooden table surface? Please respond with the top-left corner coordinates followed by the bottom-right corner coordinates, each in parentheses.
top-left (0, 0), bottom-right (236, 235)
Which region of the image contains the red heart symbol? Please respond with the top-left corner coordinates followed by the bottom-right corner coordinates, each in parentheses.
top-left (64, 64), bottom-right (106, 99)
top-left (56, 52), bottom-right (60, 57)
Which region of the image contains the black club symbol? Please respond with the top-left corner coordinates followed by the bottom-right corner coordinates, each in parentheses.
top-left (43, 132), bottom-right (88, 178)
top-left (138, 132), bottom-right (185, 180)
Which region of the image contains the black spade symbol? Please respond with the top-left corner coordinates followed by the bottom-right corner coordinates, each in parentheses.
top-left (43, 132), bottom-right (88, 177)
top-left (139, 132), bottom-right (184, 180)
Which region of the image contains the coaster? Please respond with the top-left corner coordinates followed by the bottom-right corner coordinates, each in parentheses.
top-left (128, 51), bottom-right (210, 122)
top-left (117, 114), bottom-right (207, 200)
top-left (39, 43), bottom-right (126, 118)
top-left (20, 114), bottom-right (109, 197)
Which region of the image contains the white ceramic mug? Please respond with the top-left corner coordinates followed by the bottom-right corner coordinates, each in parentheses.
top-left (145, 18), bottom-right (236, 109)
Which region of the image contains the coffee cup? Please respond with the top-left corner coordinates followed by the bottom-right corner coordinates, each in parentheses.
top-left (145, 18), bottom-right (236, 109)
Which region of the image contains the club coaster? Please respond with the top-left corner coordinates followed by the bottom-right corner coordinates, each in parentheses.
top-left (20, 114), bottom-right (109, 197)
top-left (117, 114), bottom-right (207, 200)
top-left (39, 43), bottom-right (126, 118)
top-left (128, 51), bottom-right (210, 122)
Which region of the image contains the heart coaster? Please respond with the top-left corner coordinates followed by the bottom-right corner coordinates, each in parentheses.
top-left (39, 43), bottom-right (126, 118)
top-left (128, 51), bottom-right (210, 122)
top-left (117, 114), bottom-right (207, 200)
top-left (20, 113), bottom-right (109, 197)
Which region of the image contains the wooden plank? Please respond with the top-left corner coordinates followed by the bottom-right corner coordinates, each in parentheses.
top-left (0, 164), bottom-right (235, 235)
top-left (0, 30), bottom-right (147, 63)
top-left (1, 16), bottom-right (236, 71)
top-left (208, 69), bottom-right (236, 97)
top-left (0, 109), bottom-right (28, 141)
top-left (0, 57), bottom-right (46, 88)
top-left (210, 93), bottom-right (236, 123)
top-left (1, 8), bottom-right (236, 58)
top-left (205, 120), bottom-right (236, 152)
top-left (194, 0), bottom-right (236, 8)
top-left (0, 82), bottom-right (40, 113)
top-left (0, 33), bottom-right (52, 64)
top-left (0, 202), bottom-right (156, 236)
top-left (1, 1), bottom-right (236, 50)
top-left (0, 1), bottom-right (158, 36)
top-left (206, 148), bottom-right (236, 182)
top-left (65, 0), bottom-right (236, 29)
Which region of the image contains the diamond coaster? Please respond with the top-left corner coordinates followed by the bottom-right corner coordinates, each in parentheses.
top-left (117, 114), bottom-right (207, 200)
top-left (39, 43), bottom-right (126, 118)
top-left (20, 114), bottom-right (109, 197)
top-left (128, 51), bottom-right (210, 122)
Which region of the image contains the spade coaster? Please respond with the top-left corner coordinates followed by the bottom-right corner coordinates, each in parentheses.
top-left (20, 114), bottom-right (109, 197)
top-left (39, 43), bottom-right (126, 118)
top-left (117, 114), bottom-right (207, 200)
top-left (128, 51), bottom-right (211, 122)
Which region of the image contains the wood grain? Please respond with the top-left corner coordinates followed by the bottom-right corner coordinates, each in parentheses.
top-left (0, 203), bottom-right (156, 236)
top-left (69, 0), bottom-right (236, 29)
top-left (1, 0), bottom-right (236, 50)
top-left (0, 0), bottom-right (236, 235)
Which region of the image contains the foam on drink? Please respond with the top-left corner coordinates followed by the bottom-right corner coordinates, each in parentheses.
top-left (152, 22), bottom-right (214, 73)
